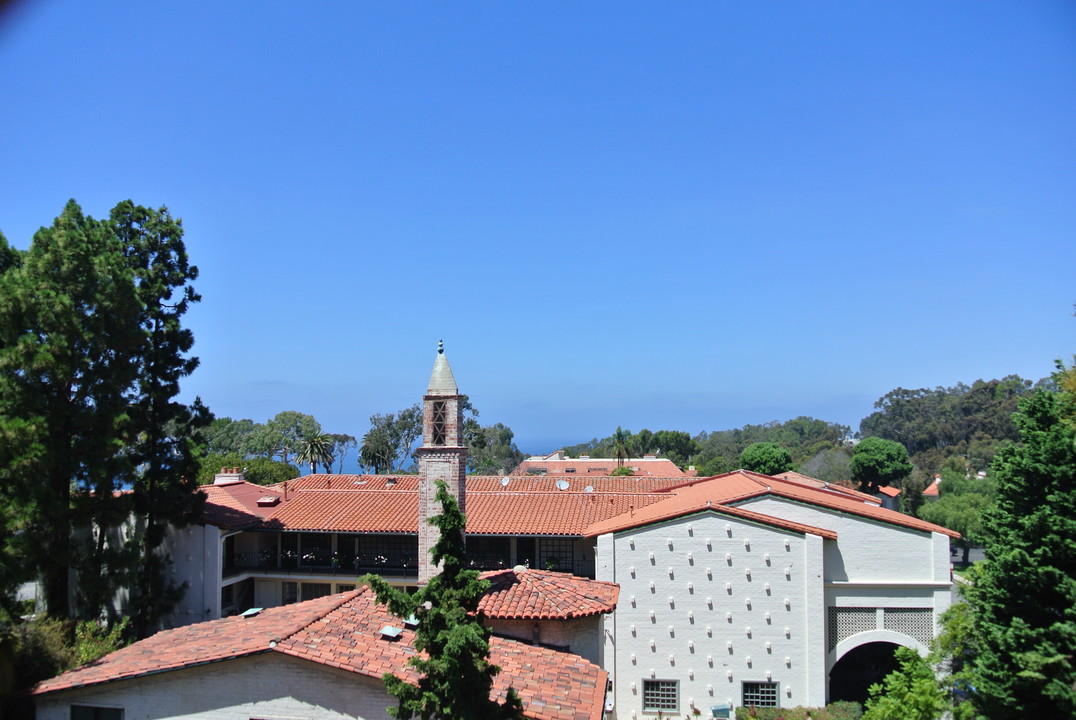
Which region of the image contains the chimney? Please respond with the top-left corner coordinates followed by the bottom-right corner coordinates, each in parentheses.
top-left (214, 467), bottom-right (245, 485)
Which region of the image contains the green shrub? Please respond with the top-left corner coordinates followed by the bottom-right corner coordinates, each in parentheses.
top-left (734, 702), bottom-right (863, 720)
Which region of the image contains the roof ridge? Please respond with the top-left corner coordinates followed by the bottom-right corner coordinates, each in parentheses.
top-left (273, 589), bottom-right (366, 646)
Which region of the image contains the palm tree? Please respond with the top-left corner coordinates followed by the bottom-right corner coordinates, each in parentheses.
top-left (611, 426), bottom-right (633, 468)
top-left (295, 433), bottom-right (335, 474)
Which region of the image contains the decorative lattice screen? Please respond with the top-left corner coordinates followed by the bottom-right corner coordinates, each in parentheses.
top-left (883, 608), bottom-right (934, 646)
top-left (828, 606), bottom-right (935, 650)
top-left (828, 607), bottom-right (877, 650)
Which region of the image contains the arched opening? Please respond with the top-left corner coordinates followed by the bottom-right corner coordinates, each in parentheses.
top-left (828, 641), bottom-right (902, 705)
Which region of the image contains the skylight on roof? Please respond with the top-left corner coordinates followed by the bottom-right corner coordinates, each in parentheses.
top-left (379, 625), bottom-right (403, 639)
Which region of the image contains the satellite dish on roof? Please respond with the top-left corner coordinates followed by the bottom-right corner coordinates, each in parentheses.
top-left (584, 485), bottom-right (594, 493)
top-left (500, 477), bottom-right (510, 487)
top-left (555, 479), bottom-right (570, 491)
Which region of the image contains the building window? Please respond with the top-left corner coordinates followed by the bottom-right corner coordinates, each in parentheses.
top-left (336, 583), bottom-right (356, 593)
top-left (466, 536), bottom-right (511, 570)
top-left (432, 401), bottom-right (447, 445)
top-left (538, 538), bottom-right (574, 572)
top-left (742, 681), bottom-right (779, 707)
top-left (642, 679), bottom-right (678, 712)
top-left (282, 582), bottom-right (298, 605)
top-left (301, 583), bottom-right (332, 601)
top-left (71, 707), bottom-right (123, 720)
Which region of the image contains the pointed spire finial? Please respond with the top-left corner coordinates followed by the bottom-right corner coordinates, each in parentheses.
top-left (427, 341), bottom-right (458, 395)
top-left (438, 339), bottom-right (444, 355)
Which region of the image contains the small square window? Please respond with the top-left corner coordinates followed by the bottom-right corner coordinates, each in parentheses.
top-left (642, 679), bottom-right (678, 712)
top-left (742, 681), bottom-right (778, 707)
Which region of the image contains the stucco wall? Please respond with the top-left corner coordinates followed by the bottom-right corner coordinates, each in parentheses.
top-left (36, 652), bottom-right (395, 720)
top-left (601, 512), bottom-right (826, 718)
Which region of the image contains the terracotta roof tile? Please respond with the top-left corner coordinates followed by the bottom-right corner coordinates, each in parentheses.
top-left (775, 471), bottom-right (881, 504)
top-left (34, 588), bottom-right (606, 720)
top-left (479, 568), bottom-right (619, 619)
top-left (201, 481), bottom-right (288, 529)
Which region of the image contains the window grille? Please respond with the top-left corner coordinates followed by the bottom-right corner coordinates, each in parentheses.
top-left (742, 681), bottom-right (778, 707)
top-left (282, 582), bottom-right (298, 605)
top-left (883, 608), bottom-right (934, 645)
top-left (828, 607), bottom-right (877, 650)
top-left (301, 583), bottom-right (332, 601)
top-left (432, 401), bottom-right (447, 445)
top-left (642, 679), bottom-right (678, 711)
top-left (466, 536), bottom-right (511, 570)
top-left (538, 538), bottom-right (575, 572)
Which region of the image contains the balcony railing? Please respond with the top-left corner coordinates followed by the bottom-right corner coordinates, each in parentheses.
top-left (224, 551), bottom-right (421, 579)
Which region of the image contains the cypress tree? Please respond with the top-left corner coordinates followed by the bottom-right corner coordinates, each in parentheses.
top-left (965, 386), bottom-right (1076, 717)
top-left (366, 480), bottom-right (524, 720)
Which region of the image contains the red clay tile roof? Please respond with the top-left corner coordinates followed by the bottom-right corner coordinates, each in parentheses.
top-left (263, 485), bottom-right (666, 536)
top-left (584, 485), bottom-right (840, 540)
top-left (876, 485), bottom-right (902, 497)
top-left (922, 478), bottom-right (941, 496)
top-left (34, 588), bottom-right (606, 720)
top-left (774, 471), bottom-right (881, 504)
top-left (583, 471), bottom-right (959, 539)
top-left (479, 568), bottom-right (619, 619)
top-left (200, 481), bottom-right (289, 529)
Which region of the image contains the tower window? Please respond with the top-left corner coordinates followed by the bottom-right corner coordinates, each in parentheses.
top-left (432, 401), bottom-right (447, 445)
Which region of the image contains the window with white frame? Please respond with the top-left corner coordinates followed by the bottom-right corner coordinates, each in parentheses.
top-left (742, 681), bottom-right (778, 707)
top-left (642, 679), bottom-right (678, 712)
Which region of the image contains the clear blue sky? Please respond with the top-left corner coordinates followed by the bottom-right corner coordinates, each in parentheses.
top-left (2, 1), bottom-right (1073, 456)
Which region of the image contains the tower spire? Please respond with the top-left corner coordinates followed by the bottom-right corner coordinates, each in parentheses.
top-left (416, 342), bottom-right (467, 583)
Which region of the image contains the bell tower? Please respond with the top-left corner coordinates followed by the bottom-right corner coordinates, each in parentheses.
top-left (416, 341), bottom-right (467, 583)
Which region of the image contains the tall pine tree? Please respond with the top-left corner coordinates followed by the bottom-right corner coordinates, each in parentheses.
top-left (0, 200), bottom-right (206, 630)
top-left (366, 480), bottom-right (524, 720)
top-left (965, 384), bottom-right (1076, 717)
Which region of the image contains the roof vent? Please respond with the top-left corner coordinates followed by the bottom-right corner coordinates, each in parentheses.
top-left (379, 625), bottom-right (403, 640)
top-left (256, 495), bottom-right (281, 507)
top-left (385, 478), bottom-right (397, 487)
top-left (403, 614), bottom-right (419, 628)
top-left (240, 607), bottom-right (263, 618)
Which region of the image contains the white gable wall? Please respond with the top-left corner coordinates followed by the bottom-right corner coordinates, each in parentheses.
top-left (36, 653), bottom-right (395, 720)
top-left (734, 496), bottom-right (953, 683)
top-left (597, 512), bottom-right (827, 718)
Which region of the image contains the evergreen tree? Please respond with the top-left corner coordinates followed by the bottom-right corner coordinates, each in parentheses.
top-left (965, 386), bottom-right (1076, 718)
top-left (739, 441), bottom-right (794, 475)
top-left (366, 480), bottom-right (524, 720)
top-left (0, 201), bottom-right (207, 630)
top-left (862, 646), bottom-right (946, 720)
top-left (111, 201), bottom-right (208, 635)
top-left (0, 201), bottom-right (142, 619)
top-left (851, 437), bottom-right (913, 493)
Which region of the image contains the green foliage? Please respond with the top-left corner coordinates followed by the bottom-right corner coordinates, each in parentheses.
top-left (467, 423), bottom-right (525, 475)
top-left (0, 200), bottom-right (207, 631)
top-left (365, 481), bottom-right (524, 719)
top-left (609, 465), bottom-right (634, 476)
top-left (799, 447), bottom-right (853, 484)
top-left (196, 453), bottom-right (299, 485)
top-left (203, 417), bottom-right (257, 455)
top-left (734, 702), bottom-right (863, 720)
top-left (859, 376), bottom-right (1037, 475)
top-left (73, 617), bottom-right (129, 666)
top-left (918, 471), bottom-right (994, 564)
top-left (850, 437), bottom-right (912, 493)
top-left (861, 647), bottom-right (945, 720)
top-left (739, 442), bottom-right (794, 475)
top-left (362, 404), bottom-right (423, 473)
top-left (295, 432), bottom-right (335, 474)
top-left (692, 417), bottom-right (849, 475)
top-left (611, 426), bottom-right (633, 467)
top-left (963, 388), bottom-right (1076, 718)
top-left (246, 411), bottom-right (322, 465)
